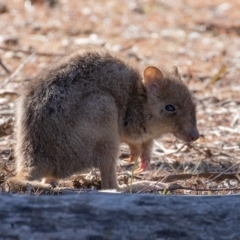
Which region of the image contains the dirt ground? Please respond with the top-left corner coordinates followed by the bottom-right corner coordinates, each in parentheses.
top-left (0, 0), bottom-right (240, 195)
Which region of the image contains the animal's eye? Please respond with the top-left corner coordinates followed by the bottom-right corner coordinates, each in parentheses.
top-left (165, 104), bottom-right (175, 112)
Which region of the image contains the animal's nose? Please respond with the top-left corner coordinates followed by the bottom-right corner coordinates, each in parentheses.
top-left (189, 128), bottom-right (199, 141)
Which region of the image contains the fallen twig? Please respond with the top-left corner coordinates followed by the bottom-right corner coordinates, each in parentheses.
top-left (206, 161), bottom-right (240, 183)
top-left (0, 58), bottom-right (11, 74)
top-left (1, 51), bottom-right (36, 86)
top-left (0, 46), bottom-right (65, 57)
top-left (154, 172), bottom-right (240, 183)
top-left (168, 184), bottom-right (240, 192)
top-left (137, 181), bottom-right (240, 193)
top-left (136, 175), bottom-right (169, 194)
top-left (0, 90), bottom-right (19, 100)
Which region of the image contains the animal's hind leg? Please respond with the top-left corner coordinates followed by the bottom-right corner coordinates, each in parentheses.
top-left (97, 139), bottom-right (120, 190)
top-left (4, 167), bottom-right (55, 193)
top-left (92, 116), bottom-right (120, 189)
top-left (4, 176), bottom-right (54, 193)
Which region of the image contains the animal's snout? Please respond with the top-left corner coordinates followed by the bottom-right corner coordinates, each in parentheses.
top-left (188, 128), bottom-right (199, 142)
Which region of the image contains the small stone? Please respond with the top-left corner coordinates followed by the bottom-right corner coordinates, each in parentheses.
top-left (3, 36), bottom-right (19, 46)
top-left (0, 2), bottom-right (8, 14)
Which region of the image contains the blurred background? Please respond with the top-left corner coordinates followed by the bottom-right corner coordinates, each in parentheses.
top-left (0, 0), bottom-right (240, 194)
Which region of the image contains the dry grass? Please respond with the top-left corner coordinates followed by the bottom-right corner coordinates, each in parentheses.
top-left (0, 0), bottom-right (240, 195)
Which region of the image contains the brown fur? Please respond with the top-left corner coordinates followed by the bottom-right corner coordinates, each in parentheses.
top-left (5, 48), bottom-right (199, 192)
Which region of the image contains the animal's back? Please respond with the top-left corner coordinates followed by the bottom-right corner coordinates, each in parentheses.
top-left (24, 49), bottom-right (140, 121)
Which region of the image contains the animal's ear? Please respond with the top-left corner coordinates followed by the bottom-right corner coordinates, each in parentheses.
top-left (172, 65), bottom-right (178, 76)
top-left (143, 66), bottom-right (164, 93)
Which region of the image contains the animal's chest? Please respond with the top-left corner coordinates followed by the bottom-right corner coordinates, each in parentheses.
top-left (120, 129), bottom-right (152, 146)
